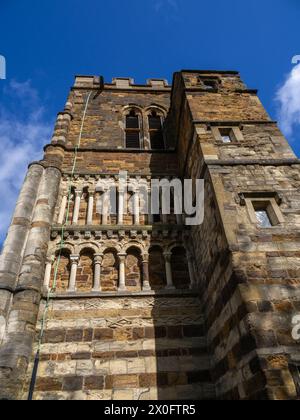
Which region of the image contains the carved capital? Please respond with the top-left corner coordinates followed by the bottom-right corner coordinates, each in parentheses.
top-left (163, 252), bottom-right (172, 263)
top-left (118, 253), bottom-right (127, 263)
top-left (94, 254), bottom-right (104, 265)
top-left (70, 255), bottom-right (79, 264)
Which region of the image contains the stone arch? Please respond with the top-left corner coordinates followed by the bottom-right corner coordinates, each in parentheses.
top-left (100, 242), bottom-right (122, 254)
top-left (125, 246), bottom-right (143, 292)
top-left (122, 104), bottom-right (144, 115)
top-left (170, 246), bottom-right (190, 290)
top-left (121, 241), bottom-right (145, 254)
top-left (50, 248), bottom-right (71, 292)
top-left (77, 247), bottom-right (95, 292)
top-left (77, 242), bottom-right (99, 255)
top-left (101, 247), bottom-right (119, 292)
top-left (145, 104), bottom-right (167, 118)
top-left (149, 245), bottom-right (166, 290)
top-left (60, 242), bottom-right (75, 255)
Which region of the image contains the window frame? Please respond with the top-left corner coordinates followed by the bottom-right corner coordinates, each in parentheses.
top-left (124, 109), bottom-right (142, 150)
top-left (197, 76), bottom-right (220, 92)
top-left (211, 126), bottom-right (244, 143)
top-left (147, 110), bottom-right (166, 150)
top-left (240, 195), bottom-right (284, 228)
top-left (219, 127), bottom-right (234, 143)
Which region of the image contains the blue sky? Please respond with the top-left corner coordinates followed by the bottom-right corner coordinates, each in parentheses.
top-left (0, 0), bottom-right (300, 244)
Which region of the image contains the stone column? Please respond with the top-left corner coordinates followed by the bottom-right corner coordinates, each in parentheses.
top-left (133, 190), bottom-right (140, 225)
top-left (92, 254), bottom-right (103, 292)
top-left (187, 253), bottom-right (197, 289)
top-left (176, 214), bottom-right (183, 225)
top-left (57, 194), bottom-right (68, 224)
top-left (0, 164), bottom-right (44, 311)
top-left (102, 189), bottom-right (109, 225)
top-left (162, 214), bottom-right (168, 224)
top-left (87, 189), bottom-right (95, 225)
top-left (43, 257), bottom-right (54, 292)
top-left (142, 253), bottom-right (151, 291)
top-left (118, 188), bottom-right (124, 225)
top-left (68, 255), bottom-right (79, 292)
top-left (72, 189), bottom-right (82, 225)
top-left (164, 252), bottom-right (175, 290)
top-left (0, 165), bottom-right (61, 400)
top-left (147, 190), bottom-right (153, 224)
top-left (118, 253), bottom-right (127, 292)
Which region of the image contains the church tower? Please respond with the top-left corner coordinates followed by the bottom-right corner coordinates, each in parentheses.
top-left (0, 71), bottom-right (299, 400)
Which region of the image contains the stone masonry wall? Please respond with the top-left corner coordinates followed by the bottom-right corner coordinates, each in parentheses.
top-left (23, 295), bottom-right (214, 401)
top-left (170, 70), bottom-right (300, 400)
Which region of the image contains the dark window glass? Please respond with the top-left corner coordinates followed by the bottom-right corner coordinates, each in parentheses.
top-left (126, 113), bottom-right (139, 129)
top-left (150, 132), bottom-right (164, 150)
top-left (153, 214), bottom-right (161, 223)
top-left (204, 80), bottom-right (217, 89)
top-left (148, 111), bottom-right (165, 150)
top-left (125, 110), bottom-right (140, 149)
top-left (149, 115), bottom-right (162, 130)
top-left (125, 131), bottom-right (140, 149)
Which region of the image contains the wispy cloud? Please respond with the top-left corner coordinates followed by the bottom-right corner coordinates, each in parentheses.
top-left (0, 80), bottom-right (52, 245)
top-left (276, 63), bottom-right (300, 137)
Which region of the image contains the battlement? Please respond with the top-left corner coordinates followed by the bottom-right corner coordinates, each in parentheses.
top-left (74, 75), bottom-right (170, 90)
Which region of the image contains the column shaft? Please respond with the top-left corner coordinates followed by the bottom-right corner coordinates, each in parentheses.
top-left (164, 253), bottom-right (175, 289)
top-left (43, 260), bottom-right (53, 291)
top-left (58, 195), bottom-right (68, 224)
top-left (72, 190), bottom-right (82, 224)
top-left (133, 192), bottom-right (140, 225)
top-left (93, 254), bottom-right (103, 292)
top-left (118, 254), bottom-right (127, 291)
top-left (87, 192), bottom-right (94, 225)
top-left (142, 257), bottom-right (151, 291)
top-left (118, 191), bottom-right (124, 225)
top-left (68, 256), bottom-right (79, 292)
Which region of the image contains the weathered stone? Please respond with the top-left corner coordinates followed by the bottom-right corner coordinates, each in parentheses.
top-left (1, 71), bottom-right (300, 401)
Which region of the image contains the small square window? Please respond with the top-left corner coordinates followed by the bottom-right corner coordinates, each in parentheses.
top-left (219, 128), bottom-right (233, 143)
top-left (203, 80), bottom-right (217, 90)
top-left (240, 193), bottom-right (284, 228)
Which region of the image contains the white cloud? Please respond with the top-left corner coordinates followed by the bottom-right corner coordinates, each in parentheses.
top-left (0, 80), bottom-right (52, 245)
top-left (276, 63), bottom-right (300, 137)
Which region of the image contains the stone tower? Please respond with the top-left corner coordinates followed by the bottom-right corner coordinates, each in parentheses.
top-left (0, 71), bottom-right (300, 400)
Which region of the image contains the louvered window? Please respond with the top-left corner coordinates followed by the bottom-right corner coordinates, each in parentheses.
top-left (148, 111), bottom-right (165, 150)
top-left (125, 110), bottom-right (141, 149)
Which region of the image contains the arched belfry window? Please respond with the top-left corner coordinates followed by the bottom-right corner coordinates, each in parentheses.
top-left (125, 110), bottom-right (141, 149)
top-left (148, 111), bottom-right (165, 150)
